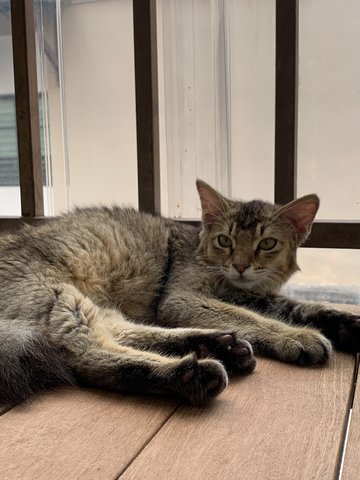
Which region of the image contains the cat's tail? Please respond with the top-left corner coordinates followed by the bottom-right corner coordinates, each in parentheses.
top-left (0, 321), bottom-right (74, 405)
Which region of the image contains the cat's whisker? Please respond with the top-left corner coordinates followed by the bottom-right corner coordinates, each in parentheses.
top-left (206, 199), bottom-right (228, 218)
top-left (266, 272), bottom-right (286, 288)
top-left (202, 221), bottom-right (226, 229)
top-left (202, 211), bottom-right (227, 227)
top-left (265, 267), bottom-right (288, 278)
top-left (271, 220), bottom-right (298, 238)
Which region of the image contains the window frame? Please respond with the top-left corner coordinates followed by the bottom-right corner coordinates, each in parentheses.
top-left (1, 0), bottom-right (359, 249)
top-left (274, 0), bottom-right (360, 248)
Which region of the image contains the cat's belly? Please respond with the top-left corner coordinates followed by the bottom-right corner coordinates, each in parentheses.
top-left (71, 266), bottom-right (164, 323)
top-left (113, 278), bottom-right (160, 322)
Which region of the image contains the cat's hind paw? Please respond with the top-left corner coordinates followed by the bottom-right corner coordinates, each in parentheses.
top-left (189, 332), bottom-right (256, 374)
top-left (170, 354), bottom-right (228, 406)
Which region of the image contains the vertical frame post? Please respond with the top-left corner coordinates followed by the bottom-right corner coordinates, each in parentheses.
top-left (274, 0), bottom-right (298, 205)
top-left (133, 0), bottom-right (160, 214)
top-left (10, 0), bottom-right (44, 217)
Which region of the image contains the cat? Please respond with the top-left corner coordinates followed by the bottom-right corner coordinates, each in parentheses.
top-left (0, 180), bottom-right (359, 406)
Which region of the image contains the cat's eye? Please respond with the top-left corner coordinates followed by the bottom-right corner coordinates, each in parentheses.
top-left (217, 235), bottom-right (232, 248)
top-left (258, 238), bottom-right (277, 251)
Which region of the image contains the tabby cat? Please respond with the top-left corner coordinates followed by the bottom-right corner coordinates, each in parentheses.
top-left (0, 180), bottom-right (359, 406)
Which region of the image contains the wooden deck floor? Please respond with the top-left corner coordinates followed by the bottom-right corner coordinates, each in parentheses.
top-left (1, 305), bottom-right (359, 480)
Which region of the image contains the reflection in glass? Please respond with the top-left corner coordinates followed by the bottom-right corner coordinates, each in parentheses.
top-left (0, 0), bottom-right (69, 216)
top-left (0, 0), bottom-right (20, 216)
top-left (34, 0), bottom-right (69, 215)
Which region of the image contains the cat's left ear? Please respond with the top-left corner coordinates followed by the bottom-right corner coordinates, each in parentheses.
top-left (196, 179), bottom-right (230, 225)
top-left (275, 194), bottom-right (320, 244)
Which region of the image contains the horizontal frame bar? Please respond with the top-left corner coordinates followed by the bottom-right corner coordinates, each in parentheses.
top-left (0, 218), bottom-right (359, 249)
top-left (305, 223), bottom-right (360, 249)
top-left (179, 220), bottom-right (360, 249)
top-left (0, 217), bottom-right (48, 233)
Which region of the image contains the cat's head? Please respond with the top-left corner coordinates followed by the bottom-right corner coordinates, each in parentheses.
top-left (196, 180), bottom-right (319, 293)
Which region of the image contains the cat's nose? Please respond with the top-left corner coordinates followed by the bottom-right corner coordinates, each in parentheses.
top-left (232, 263), bottom-right (250, 274)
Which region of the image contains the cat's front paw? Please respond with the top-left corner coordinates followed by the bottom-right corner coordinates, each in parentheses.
top-left (188, 332), bottom-right (256, 374)
top-left (337, 313), bottom-right (360, 352)
top-left (309, 310), bottom-right (360, 353)
top-left (169, 354), bottom-right (228, 405)
top-left (275, 329), bottom-right (332, 366)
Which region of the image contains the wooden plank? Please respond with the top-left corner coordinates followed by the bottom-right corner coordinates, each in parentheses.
top-left (121, 353), bottom-right (355, 480)
top-left (10, 0), bottom-right (44, 217)
top-left (340, 353), bottom-right (360, 480)
top-left (0, 386), bottom-right (178, 480)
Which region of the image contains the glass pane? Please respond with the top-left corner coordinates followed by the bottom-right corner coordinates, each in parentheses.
top-left (227, 0), bottom-right (275, 205)
top-left (0, 1), bottom-right (68, 217)
top-left (0, 1), bottom-right (21, 216)
top-left (34, 0), bottom-right (139, 214)
top-left (34, 0), bottom-right (70, 215)
top-left (59, 0), bottom-right (138, 208)
top-left (157, 0), bottom-right (275, 219)
top-left (297, 0), bottom-right (360, 221)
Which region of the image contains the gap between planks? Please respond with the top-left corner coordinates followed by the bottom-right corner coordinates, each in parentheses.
top-left (339, 353), bottom-right (360, 480)
top-left (114, 403), bottom-right (181, 479)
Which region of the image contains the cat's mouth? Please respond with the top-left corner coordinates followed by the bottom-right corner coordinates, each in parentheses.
top-left (223, 266), bottom-right (259, 288)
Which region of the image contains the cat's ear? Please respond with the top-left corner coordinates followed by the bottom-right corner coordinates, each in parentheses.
top-left (196, 179), bottom-right (229, 224)
top-left (275, 194), bottom-right (319, 244)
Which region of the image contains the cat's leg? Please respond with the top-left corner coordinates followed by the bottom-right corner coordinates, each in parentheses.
top-left (219, 290), bottom-right (360, 353)
top-left (45, 284), bottom-right (228, 405)
top-left (158, 291), bottom-right (333, 366)
top-left (112, 324), bottom-right (256, 374)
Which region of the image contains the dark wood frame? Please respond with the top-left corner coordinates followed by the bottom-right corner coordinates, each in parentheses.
top-left (10, 0), bottom-right (44, 218)
top-left (1, 0), bottom-right (359, 248)
top-left (275, 0), bottom-right (297, 205)
top-left (274, 0), bottom-right (360, 249)
top-left (133, 0), bottom-right (160, 214)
